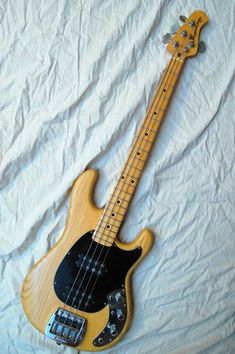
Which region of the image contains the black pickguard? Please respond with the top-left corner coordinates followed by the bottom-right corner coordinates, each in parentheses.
top-left (54, 231), bottom-right (142, 313)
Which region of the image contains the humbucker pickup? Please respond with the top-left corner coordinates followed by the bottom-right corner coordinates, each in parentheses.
top-left (45, 308), bottom-right (86, 347)
top-left (76, 253), bottom-right (106, 277)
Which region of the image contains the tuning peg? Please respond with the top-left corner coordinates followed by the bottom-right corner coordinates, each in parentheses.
top-left (179, 15), bottom-right (187, 22)
top-left (162, 33), bottom-right (171, 44)
top-left (198, 41), bottom-right (206, 53)
top-left (171, 22), bottom-right (180, 34)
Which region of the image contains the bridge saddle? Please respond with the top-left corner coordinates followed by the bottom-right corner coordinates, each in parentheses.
top-left (45, 308), bottom-right (86, 347)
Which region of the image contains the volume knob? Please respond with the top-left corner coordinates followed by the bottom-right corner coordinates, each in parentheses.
top-left (117, 309), bottom-right (125, 321)
top-left (110, 324), bottom-right (118, 337)
top-left (115, 292), bottom-right (124, 303)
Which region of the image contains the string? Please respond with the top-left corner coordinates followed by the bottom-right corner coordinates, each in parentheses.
top-left (57, 57), bottom-right (180, 333)
top-left (69, 56), bottom-right (184, 330)
top-left (58, 44), bottom-right (185, 335)
top-left (76, 57), bottom-right (183, 315)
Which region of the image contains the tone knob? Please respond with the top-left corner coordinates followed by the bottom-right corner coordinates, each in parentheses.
top-left (115, 292), bottom-right (124, 303)
top-left (117, 309), bottom-right (125, 321)
top-left (189, 20), bottom-right (195, 27)
top-left (189, 41), bottom-right (195, 48)
top-left (110, 324), bottom-right (118, 337)
top-left (183, 47), bottom-right (189, 52)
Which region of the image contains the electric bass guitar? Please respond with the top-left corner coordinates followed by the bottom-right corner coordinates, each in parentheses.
top-left (22, 11), bottom-right (208, 352)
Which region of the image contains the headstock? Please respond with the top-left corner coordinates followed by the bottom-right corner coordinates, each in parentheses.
top-left (165, 11), bottom-right (208, 60)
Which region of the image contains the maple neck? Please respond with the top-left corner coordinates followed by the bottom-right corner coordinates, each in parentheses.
top-left (93, 56), bottom-right (184, 246)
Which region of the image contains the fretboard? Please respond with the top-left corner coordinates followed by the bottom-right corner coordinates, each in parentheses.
top-left (93, 56), bottom-right (184, 246)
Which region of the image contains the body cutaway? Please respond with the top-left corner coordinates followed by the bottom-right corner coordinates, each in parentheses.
top-left (21, 169), bottom-right (154, 351)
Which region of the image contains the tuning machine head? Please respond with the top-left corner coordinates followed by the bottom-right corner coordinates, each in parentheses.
top-left (171, 22), bottom-right (180, 34)
top-left (162, 22), bottom-right (180, 43)
top-left (198, 41), bottom-right (206, 53)
top-left (179, 15), bottom-right (187, 22)
top-left (162, 33), bottom-right (171, 44)
top-left (166, 11), bottom-right (208, 59)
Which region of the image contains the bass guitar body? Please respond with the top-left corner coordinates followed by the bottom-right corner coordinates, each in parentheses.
top-left (22, 169), bottom-right (154, 351)
top-left (22, 11), bottom-right (208, 351)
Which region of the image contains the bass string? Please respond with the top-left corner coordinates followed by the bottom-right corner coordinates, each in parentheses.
top-left (81, 34), bottom-right (192, 325)
top-left (59, 44), bottom-right (184, 332)
top-left (71, 56), bottom-right (183, 319)
top-left (52, 56), bottom-right (181, 334)
top-left (80, 59), bottom-right (186, 341)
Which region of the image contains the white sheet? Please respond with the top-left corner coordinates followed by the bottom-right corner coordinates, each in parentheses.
top-left (1, 0), bottom-right (235, 353)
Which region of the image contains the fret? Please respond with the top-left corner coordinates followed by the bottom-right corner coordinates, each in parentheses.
top-left (141, 137), bottom-right (154, 144)
top-left (105, 207), bottom-right (125, 218)
top-left (113, 179), bottom-right (140, 198)
top-left (119, 168), bottom-right (141, 178)
top-left (93, 234), bottom-right (114, 245)
top-left (119, 180), bottom-right (136, 189)
top-left (172, 70), bottom-right (180, 76)
top-left (127, 160), bottom-right (145, 170)
top-left (153, 117), bottom-right (163, 124)
top-left (111, 194), bottom-right (130, 203)
top-left (145, 127), bottom-right (156, 134)
top-left (98, 222), bottom-right (119, 233)
top-left (109, 201), bottom-right (127, 211)
top-left (115, 187), bottom-right (133, 196)
top-left (133, 156), bottom-right (146, 163)
top-left (96, 224), bottom-right (118, 236)
top-left (152, 117), bottom-right (162, 123)
top-left (158, 99), bottom-right (168, 110)
top-left (100, 215), bottom-right (121, 225)
top-left (134, 146), bottom-right (149, 154)
top-left (115, 183), bottom-right (135, 192)
top-left (161, 96), bottom-right (169, 101)
top-left (101, 214), bottom-right (122, 225)
top-left (93, 238), bottom-right (114, 247)
top-left (92, 57), bottom-right (184, 246)
top-left (154, 107), bottom-right (164, 113)
top-left (123, 168), bottom-right (141, 178)
top-left (93, 232), bottom-right (115, 242)
top-left (126, 164), bottom-right (142, 172)
top-left (113, 188), bottom-right (134, 199)
top-left (121, 170), bottom-right (141, 180)
top-left (142, 131), bottom-right (155, 139)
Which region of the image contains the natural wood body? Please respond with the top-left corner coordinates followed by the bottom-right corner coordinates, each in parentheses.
top-left (21, 169), bottom-right (154, 351)
top-left (22, 11), bottom-right (209, 351)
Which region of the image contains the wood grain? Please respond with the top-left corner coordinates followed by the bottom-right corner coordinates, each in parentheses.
top-left (21, 169), bottom-right (154, 351)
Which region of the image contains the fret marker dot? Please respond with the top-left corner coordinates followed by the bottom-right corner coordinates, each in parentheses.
top-left (154, 112), bottom-right (157, 115)
top-left (107, 225), bottom-right (110, 229)
top-left (145, 133), bottom-right (148, 136)
top-left (163, 89), bottom-right (166, 92)
top-left (112, 213), bottom-right (115, 217)
top-left (117, 200), bottom-right (120, 204)
top-left (121, 176), bottom-right (124, 179)
top-left (131, 180), bottom-right (134, 183)
top-left (137, 152), bottom-right (140, 155)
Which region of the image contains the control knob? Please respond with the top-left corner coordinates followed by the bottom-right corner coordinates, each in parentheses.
top-left (110, 324), bottom-right (118, 337)
top-left (115, 292), bottom-right (124, 303)
top-left (117, 309), bottom-right (125, 321)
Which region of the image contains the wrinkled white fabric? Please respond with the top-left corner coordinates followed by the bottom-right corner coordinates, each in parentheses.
top-left (1, 0), bottom-right (235, 353)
